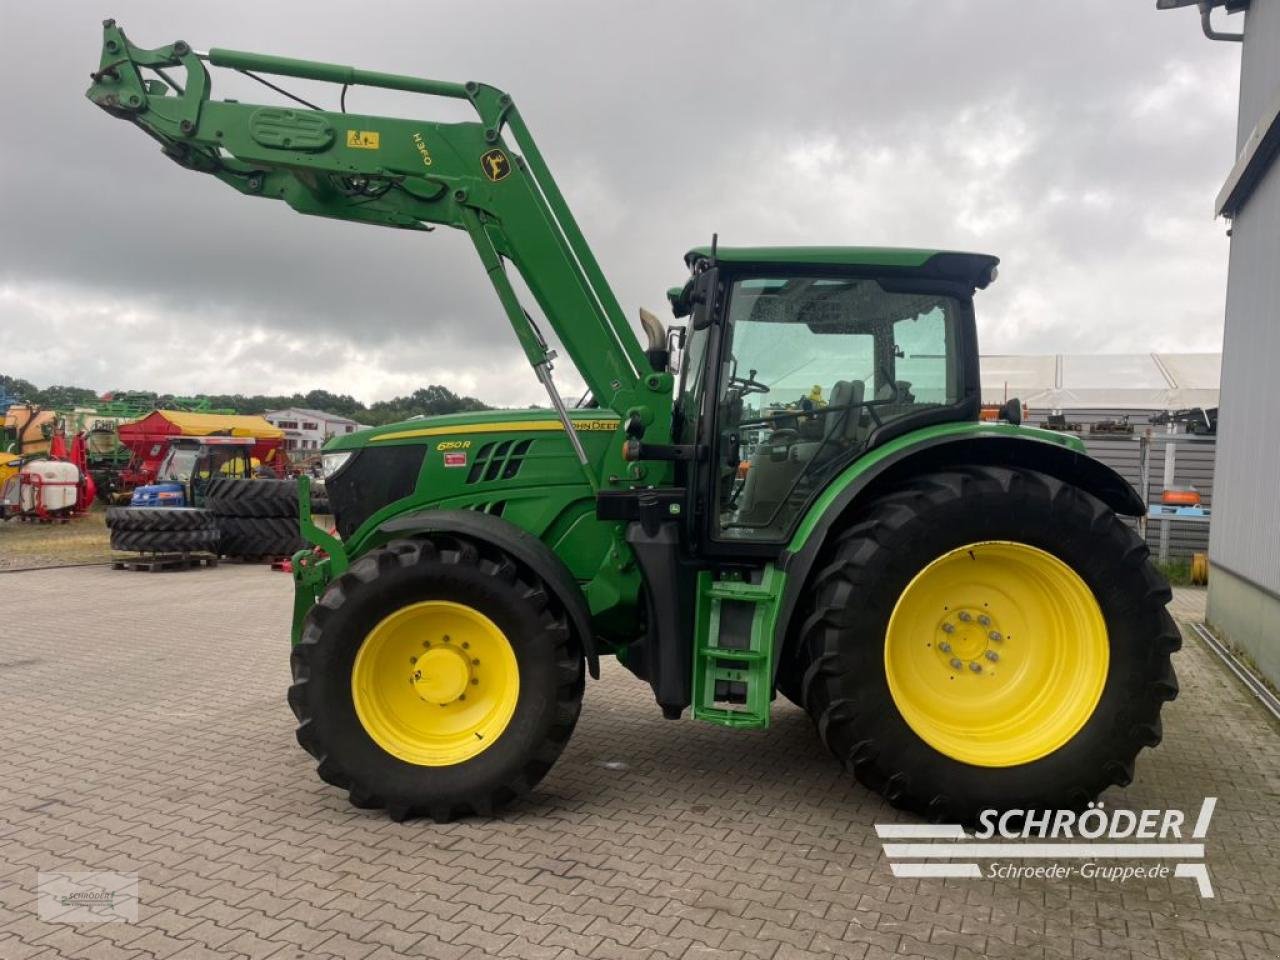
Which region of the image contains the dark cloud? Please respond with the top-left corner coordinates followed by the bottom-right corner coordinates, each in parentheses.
top-left (0, 0), bottom-right (1239, 405)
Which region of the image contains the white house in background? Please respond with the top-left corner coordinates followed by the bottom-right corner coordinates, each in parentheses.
top-left (264, 407), bottom-right (370, 454)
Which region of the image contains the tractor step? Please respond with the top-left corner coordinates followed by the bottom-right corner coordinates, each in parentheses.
top-left (692, 565), bottom-right (784, 728)
top-left (111, 553), bottom-right (219, 572)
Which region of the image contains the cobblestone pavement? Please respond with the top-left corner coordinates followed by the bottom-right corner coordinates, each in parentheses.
top-left (0, 569), bottom-right (1276, 960)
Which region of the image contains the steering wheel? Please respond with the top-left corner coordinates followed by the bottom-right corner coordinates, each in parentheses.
top-left (729, 368), bottom-right (770, 396)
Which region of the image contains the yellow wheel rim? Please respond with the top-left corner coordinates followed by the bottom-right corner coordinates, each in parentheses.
top-left (884, 541), bottom-right (1108, 768)
top-left (352, 600), bottom-right (519, 766)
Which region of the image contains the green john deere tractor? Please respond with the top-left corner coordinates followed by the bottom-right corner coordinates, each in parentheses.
top-left (88, 22), bottom-right (1179, 823)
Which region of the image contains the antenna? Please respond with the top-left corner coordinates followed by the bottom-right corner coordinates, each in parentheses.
top-left (710, 232), bottom-right (718, 264)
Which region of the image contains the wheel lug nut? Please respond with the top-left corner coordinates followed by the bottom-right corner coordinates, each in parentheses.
top-left (985, 650), bottom-right (999, 662)
top-left (958, 612), bottom-right (972, 622)
top-left (939, 642), bottom-right (952, 654)
top-left (978, 614), bottom-right (990, 626)
top-left (949, 657), bottom-right (963, 669)
top-left (462, 642), bottom-right (470, 650)
top-left (969, 662), bottom-right (982, 673)
top-left (941, 623), bottom-right (955, 634)
top-left (989, 631), bottom-right (1002, 641)
top-left (471, 677), bottom-right (479, 685)
top-left (472, 658), bottom-right (480, 665)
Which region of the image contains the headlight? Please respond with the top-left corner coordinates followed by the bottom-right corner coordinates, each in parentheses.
top-left (321, 451), bottom-right (354, 478)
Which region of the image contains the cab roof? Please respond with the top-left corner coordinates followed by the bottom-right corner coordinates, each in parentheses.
top-left (684, 246), bottom-right (1000, 289)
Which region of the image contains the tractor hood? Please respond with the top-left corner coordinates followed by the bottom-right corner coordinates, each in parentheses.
top-left (130, 482), bottom-right (186, 507)
top-left (323, 408), bottom-right (620, 453)
top-left (318, 408), bottom-right (621, 544)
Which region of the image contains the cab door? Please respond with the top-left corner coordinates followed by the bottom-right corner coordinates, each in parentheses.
top-left (693, 271), bottom-right (970, 555)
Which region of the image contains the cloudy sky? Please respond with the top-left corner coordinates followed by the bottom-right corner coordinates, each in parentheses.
top-left (0, 1), bottom-right (1243, 407)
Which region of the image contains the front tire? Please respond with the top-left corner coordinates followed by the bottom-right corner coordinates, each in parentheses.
top-left (798, 465), bottom-right (1180, 822)
top-left (288, 534), bottom-right (584, 821)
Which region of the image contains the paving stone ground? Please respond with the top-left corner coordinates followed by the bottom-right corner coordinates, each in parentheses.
top-left (0, 567), bottom-right (1276, 960)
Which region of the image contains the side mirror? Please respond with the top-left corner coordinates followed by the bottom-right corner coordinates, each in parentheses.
top-left (666, 284), bottom-right (691, 319)
top-left (689, 271), bottom-right (718, 331)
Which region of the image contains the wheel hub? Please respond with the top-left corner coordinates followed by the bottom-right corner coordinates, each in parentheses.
top-left (412, 645), bottom-right (473, 704)
top-left (936, 608), bottom-right (1002, 674)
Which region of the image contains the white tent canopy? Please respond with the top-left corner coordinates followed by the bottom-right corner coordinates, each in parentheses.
top-left (979, 353), bottom-right (1221, 411)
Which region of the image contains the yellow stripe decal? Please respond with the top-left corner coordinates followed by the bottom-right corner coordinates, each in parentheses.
top-left (371, 419), bottom-right (617, 442)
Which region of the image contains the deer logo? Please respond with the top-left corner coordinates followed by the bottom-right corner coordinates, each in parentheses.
top-left (481, 149), bottom-right (511, 182)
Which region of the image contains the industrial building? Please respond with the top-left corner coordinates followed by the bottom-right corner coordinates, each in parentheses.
top-left (1162, 0), bottom-right (1280, 685)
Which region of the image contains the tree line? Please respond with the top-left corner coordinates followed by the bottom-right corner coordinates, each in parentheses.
top-left (0, 375), bottom-right (491, 426)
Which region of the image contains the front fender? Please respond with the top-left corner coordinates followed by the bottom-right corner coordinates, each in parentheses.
top-left (377, 508), bottom-right (600, 679)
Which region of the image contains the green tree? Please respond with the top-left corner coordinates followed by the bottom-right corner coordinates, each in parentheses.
top-left (37, 384), bottom-right (101, 408)
top-left (3, 375), bottom-right (493, 425)
top-left (365, 384), bottom-right (489, 424)
top-left (0, 374), bottom-right (39, 401)
top-left (303, 389), bottom-right (364, 419)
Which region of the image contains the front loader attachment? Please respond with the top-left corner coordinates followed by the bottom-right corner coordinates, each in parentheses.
top-left (86, 20), bottom-right (670, 460)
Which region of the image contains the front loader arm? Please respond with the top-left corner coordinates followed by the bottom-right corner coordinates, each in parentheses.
top-left (87, 21), bottom-right (672, 486)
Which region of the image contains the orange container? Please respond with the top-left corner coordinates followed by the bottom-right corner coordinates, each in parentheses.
top-left (1161, 487), bottom-right (1201, 506)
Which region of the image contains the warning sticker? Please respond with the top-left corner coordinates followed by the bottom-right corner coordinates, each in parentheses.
top-left (346, 130), bottom-right (380, 149)
top-left (443, 452), bottom-right (467, 468)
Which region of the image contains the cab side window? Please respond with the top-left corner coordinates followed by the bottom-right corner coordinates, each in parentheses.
top-left (714, 277), bottom-right (962, 541)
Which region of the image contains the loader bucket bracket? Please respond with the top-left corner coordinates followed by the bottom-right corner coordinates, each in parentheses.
top-left (88, 22), bottom-right (209, 137)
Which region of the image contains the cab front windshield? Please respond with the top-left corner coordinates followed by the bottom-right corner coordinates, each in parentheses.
top-left (715, 275), bottom-right (963, 540)
top-left (158, 448), bottom-right (199, 483)
top-left (158, 445), bottom-right (252, 483)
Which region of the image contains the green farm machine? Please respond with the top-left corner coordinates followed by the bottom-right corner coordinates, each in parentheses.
top-left (89, 23), bottom-right (1179, 823)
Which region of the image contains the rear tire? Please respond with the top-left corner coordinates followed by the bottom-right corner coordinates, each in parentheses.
top-left (107, 507), bottom-right (219, 552)
top-left (774, 656), bottom-right (806, 709)
top-left (109, 527), bottom-right (220, 553)
top-left (288, 534), bottom-right (584, 821)
top-left (205, 478), bottom-right (299, 518)
top-left (217, 516), bottom-right (303, 558)
top-left (797, 465), bottom-right (1179, 823)
top-left (106, 506), bottom-right (214, 532)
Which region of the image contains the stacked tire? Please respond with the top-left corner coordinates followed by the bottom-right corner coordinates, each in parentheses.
top-left (106, 507), bottom-right (219, 554)
top-left (205, 478), bottom-right (313, 560)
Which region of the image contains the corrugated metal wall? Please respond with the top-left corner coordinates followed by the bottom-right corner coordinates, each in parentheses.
top-left (1208, 0), bottom-right (1280, 595)
top-left (1023, 409), bottom-right (1215, 562)
top-left (1238, 1), bottom-right (1280, 155)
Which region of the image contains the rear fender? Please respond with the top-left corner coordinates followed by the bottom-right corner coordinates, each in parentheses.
top-left (773, 428), bottom-right (1145, 678)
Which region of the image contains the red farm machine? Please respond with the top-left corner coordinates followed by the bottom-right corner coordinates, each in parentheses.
top-left (110, 410), bottom-right (288, 502)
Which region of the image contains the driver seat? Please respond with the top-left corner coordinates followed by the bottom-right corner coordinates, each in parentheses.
top-left (733, 379), bottom-right (863, 527)
top-left (790, 379), bottom-right (865, 461)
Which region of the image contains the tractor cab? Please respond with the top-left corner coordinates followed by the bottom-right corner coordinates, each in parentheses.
top-left (671, 248), bottom-right (997, 548)
top-left (130, 437), bottom-right (255, 508)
